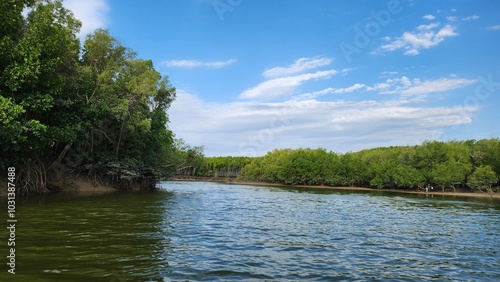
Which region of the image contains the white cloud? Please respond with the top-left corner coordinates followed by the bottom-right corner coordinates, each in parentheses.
top-left (263, 57), bottom-right (333, 78)
top-left (379, 71), bottom-right (399, 77)
top-left (417, 22), bottom-right (440, 30)
top-left (423, 15), bottom-right (435, 20)
top-left (366, 83), bottom-right (391, 91)
top-left (293, 83), bottom-right (365, 100)
top-left (293, 88), bottom-right (335, 100)
top-left (64, 0), bottom-right (109, 40)
top-left (169, 90), bottom-right (479, 156)
top-left (341, 68), bottom-right (353, 74)
top-left (368, 76), bottom-right (476, 96)
top-left (332, 83), bottom-right (365, 94)
top-left (486, 25), bottom-right (500, 30)
top-left (380, 23), bottom-right (458, 56)
top-left (240, 70), bottom-right (337, 100)
top-left (240, 57), bottom-right (338, 100)
top-left (163, 59), bottom-right (237, 69)
top-left (404, 49), bottom-right (420, 56)
top-left (401, 78), bottom-right (476, 95)
top-left (462, 15), bottom-right (480, 21)
top-left (446, 16), bottom-right (458, 22)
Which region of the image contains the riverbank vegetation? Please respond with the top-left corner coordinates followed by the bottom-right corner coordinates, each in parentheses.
top-left (171, 140), bottom-right (253, 178)
top-left (238, 139), bottom-right (500, 193)
top-left (172, 139), bottom-right (499, 194)
top-left (1, 0), bottom-right (182, 195)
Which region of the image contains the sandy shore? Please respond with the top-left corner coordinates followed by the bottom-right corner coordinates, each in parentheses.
top-left (169, 177), bottom-right (500, 200)
top-left (0, 177), bottom-right (123, 197)
top-left (66, 178), bottom-right (119, 193)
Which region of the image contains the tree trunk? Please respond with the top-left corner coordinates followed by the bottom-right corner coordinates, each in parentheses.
top-left (48, 141), bottom-right (74, 171)
top-left (116, 118), bottom-right (126, 156)
top-left (90, 129), bottom-right (94, 156)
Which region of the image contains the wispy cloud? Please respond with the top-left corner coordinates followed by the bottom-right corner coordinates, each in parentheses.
top-left (379, 71), bottom-right (399, 78)
top-left (263, 57), bottom-right (333, 78)
top-left (486, 25), bottom-right (500, 30)
top-left (239, 57), bottom-right (338, 100)
top-left (240, 70), bottom-right (337, 99)
top-left (399, 78), bottom-right (476, 95)
top-left (294, 83), bottom-right (365, 100)
top-left (64, 0), bottom-right (109, 40)
top-left (462, 15), bottom-right (479, 21)
top-left (332, 83), bottom-right (365, 94)
top-left (368, 76), bottom-right (476, 95)
top-left (423, 14), bottom-right (435, 20)
top-left (294, 88), bottom-right (337, 100)
top-left (380, 23), bottom-right (458, 56)
top-left (163, 59), bottom-right (237, 69)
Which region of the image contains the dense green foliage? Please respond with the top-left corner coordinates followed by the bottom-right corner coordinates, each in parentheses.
top-left (172, 143), bottom-right (252, 178)
top-left (196, 156), bottom-right (253, 178)
top-left (239, 139), bottom-right (500, 192)
top-left (1, 0), bottom-right (177, 195)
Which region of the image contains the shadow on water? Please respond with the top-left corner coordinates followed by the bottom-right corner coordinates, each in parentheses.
top-left (1, 189), bottom-right (176, 282)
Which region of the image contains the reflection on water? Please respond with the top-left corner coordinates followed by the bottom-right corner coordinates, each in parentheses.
top-left (5, 191), bottom-right (175, 281)
top-left (1, 181), bottom-right (499, 281)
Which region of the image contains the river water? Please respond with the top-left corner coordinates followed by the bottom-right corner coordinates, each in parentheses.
top-left (3, 181), bottom-right (500, 281)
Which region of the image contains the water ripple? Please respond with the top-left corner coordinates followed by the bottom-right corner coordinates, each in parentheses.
top-left (159, 182), bottom-right (500, 281)
top-left (7, 181), bottom-right (500, 281)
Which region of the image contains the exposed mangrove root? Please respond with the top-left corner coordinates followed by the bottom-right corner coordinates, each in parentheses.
top-left (82, 162), bottom-right (158, 191)
top-left (16, 159), bottom-right (49, 196)
top-left (46, 162), bottom-right (78, 192)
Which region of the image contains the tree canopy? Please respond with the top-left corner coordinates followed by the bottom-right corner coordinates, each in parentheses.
top-left (239, 139), bottom-right (500, 192)
top-left (1, 0), bottom-right (177, 195)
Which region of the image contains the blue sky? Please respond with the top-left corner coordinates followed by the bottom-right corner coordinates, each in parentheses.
top-left (64, 0), bottom-right (500, 156)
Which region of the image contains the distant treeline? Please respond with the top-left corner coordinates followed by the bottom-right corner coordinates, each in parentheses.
top-left (239, 139), bottom-right (500, 192)
top-left (176, 156), bottom-right (253, 178)
top-left (182, 139), bottom-right (500, 193)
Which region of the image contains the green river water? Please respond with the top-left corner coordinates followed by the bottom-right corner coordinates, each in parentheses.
top-left (2, 181), bottom-right (500, 281)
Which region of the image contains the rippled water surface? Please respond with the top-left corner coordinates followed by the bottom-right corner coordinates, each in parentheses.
top-left (3, 181), bottom-right (500, 281)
